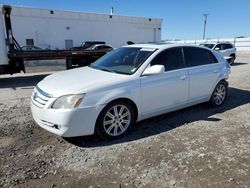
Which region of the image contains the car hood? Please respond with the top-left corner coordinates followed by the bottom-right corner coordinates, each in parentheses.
top-left (37, 67), bottom-right (129, 97)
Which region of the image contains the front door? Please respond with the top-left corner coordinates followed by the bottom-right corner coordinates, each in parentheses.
top-left (140, 47), bottom-right (189, 116)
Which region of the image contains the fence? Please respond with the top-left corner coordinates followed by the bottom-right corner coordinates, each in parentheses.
top-left (165, 37), bottom-right (250, 52)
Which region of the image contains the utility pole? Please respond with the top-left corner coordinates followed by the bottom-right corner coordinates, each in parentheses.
top-left (109, 7), bottom-right (114, 18)
top-left (203, 13), bottom-right (209, 40)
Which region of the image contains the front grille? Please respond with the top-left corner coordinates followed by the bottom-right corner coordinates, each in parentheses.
top-left (32, 87), bottom-right (51, 108)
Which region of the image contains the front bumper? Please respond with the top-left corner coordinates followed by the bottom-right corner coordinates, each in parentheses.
top-left (31, 101), bottom-right (102, 137)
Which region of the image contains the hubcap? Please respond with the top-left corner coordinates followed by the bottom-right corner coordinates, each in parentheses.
top-left (213, 84), bottom-right (226, 105)
top-left (103, 105), bottom-right (131, 136)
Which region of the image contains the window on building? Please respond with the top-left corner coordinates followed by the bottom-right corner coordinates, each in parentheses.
top-left (65, 40), bottom-right (73, 49)
top-left (26, 39), bottom-right (34, 46)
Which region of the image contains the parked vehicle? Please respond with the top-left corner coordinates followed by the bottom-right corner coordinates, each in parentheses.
top-left (86, 44), bottom-right (113, 51)
top-left (199, 42), bottom-right (236, 65)
top-left (71, 41), bottom-right (106, 50)
top-left (31, 44), bottom-right (231, 139)
top-left (65, 42), bottom-right (112, 69)
top-left (21, 45), bottom-right (43, 51)
top-left (65, 44), bottom-right (113, 69)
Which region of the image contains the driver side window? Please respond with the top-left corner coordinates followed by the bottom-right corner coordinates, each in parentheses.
top-left (150, 48), bottom-right (185, 71)
top-left (214, 44), bottom-right (223, 50)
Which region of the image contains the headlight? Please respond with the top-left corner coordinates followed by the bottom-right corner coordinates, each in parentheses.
top-left (51, 94), bottom-right (85, 109)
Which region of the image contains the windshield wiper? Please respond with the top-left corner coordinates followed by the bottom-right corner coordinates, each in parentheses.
top-left (90, 65), bottom-right (116, 73)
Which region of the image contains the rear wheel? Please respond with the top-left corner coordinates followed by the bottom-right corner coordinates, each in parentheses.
top-left (95, 101), bottom-right (136, 139)
top-left (210, 81), bottom-right (228, 106)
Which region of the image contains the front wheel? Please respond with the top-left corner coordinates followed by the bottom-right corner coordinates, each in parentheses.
top-left (95, 101), bottom-right (136, 139)
top-left (210, 81), bottom-right (228, 107)
top-left (229, 55), bottom-right (235, 65)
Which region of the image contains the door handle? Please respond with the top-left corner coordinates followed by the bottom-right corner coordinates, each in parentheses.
top-left (180, 75), bottom-right (188, 80)
top-left (213, 70), bottom-right (218, 73)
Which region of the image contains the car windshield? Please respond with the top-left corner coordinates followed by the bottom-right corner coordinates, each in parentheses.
top-left (86, 45), bottom-right (97, 50)
top-left (199, 43), bottom-right (215, 49)
top-left (89, 47), bottom-right (157, 75)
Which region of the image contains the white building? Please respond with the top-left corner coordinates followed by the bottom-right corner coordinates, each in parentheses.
top-left (7, 6), bottom-right (162, 49)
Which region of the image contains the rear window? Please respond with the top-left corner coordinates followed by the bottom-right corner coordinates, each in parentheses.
top-left (185, 47), bottom-right (218, 66)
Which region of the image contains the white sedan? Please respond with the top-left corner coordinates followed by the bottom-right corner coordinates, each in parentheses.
top-left (31, 44), bottom-right (230, 139)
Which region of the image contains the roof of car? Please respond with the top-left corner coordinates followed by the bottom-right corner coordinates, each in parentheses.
top-left (200, 41), bottom-right (233, 45)
top-left (200, 42), bottom-right (217, 45)
top-left (124, 43), bottom-right (204, 49)
top-left (92, 44), bottom-right (112, 47)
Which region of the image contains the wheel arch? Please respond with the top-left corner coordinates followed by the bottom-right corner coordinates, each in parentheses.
top-left (217, 79), bottom-right (228, 86)
top-left (209, 79), bottom-right (228, 106)
top-left (230, 53), bottom-right (235, 58)
top-left (94, 97), bottom-right (139, 136)
top-left (209, 78), bottom-right (228, 100)
top-left (99, 97), bottom-right (138, 121)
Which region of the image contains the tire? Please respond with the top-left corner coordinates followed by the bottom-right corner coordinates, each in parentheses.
top-left (66, 59), bottom-right (72, 70)
top-left (210, 81), bottom-right (228, 107)
top-left (229, 55), bottom-right (235, 65)
top-left (95, 100), bottom-right (136, 139)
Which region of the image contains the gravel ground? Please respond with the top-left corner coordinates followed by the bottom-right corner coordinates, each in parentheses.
top-left (0, 56), bottom-right (250, 188)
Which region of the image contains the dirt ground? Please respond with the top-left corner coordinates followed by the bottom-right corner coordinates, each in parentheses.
top-left (0, 56), bottom-right (250, 188)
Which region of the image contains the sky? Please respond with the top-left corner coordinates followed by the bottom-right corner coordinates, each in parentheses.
top-left (0, 0), bottom-right (249, 40)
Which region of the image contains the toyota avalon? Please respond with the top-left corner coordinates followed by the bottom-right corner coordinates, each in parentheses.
top-left (31, 44), bottom-right (231, 139)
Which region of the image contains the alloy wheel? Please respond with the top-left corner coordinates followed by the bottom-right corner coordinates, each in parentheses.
top-left (103, 105), bottom-right (131, 136)
top-left (213, 84), bottom-right (226, 105)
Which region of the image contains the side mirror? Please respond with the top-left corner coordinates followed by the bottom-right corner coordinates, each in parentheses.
top-left (214, 47), bottom-right (220, 51)
top-left (142, 65), bottom-right (165, 76)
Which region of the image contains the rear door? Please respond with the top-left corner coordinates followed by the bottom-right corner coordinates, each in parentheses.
top-left (184, 47), bottom-right (220, 102)
top-left (140, 47), bottom-right (189, 116)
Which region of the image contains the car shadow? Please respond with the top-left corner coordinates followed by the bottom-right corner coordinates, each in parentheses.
top-left (64, 87), bottom-right (250, 148)
top-left (0, 74), bottom-right (49, 89)
top-left (231, 62), bottom-right (248, 66)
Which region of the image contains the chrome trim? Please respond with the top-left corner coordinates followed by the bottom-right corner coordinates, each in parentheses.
top-left (32, 86), bottom-right (52, 108)
top-left (36, 86), bottom-right (53, 98)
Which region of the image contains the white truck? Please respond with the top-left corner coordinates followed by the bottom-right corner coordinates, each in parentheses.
top-left (0, 9), bottom-right (9, 74)
top-left (199, 42), bottom-right (236, 65)
top-left (0, 5), bottom-right (162, 74)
